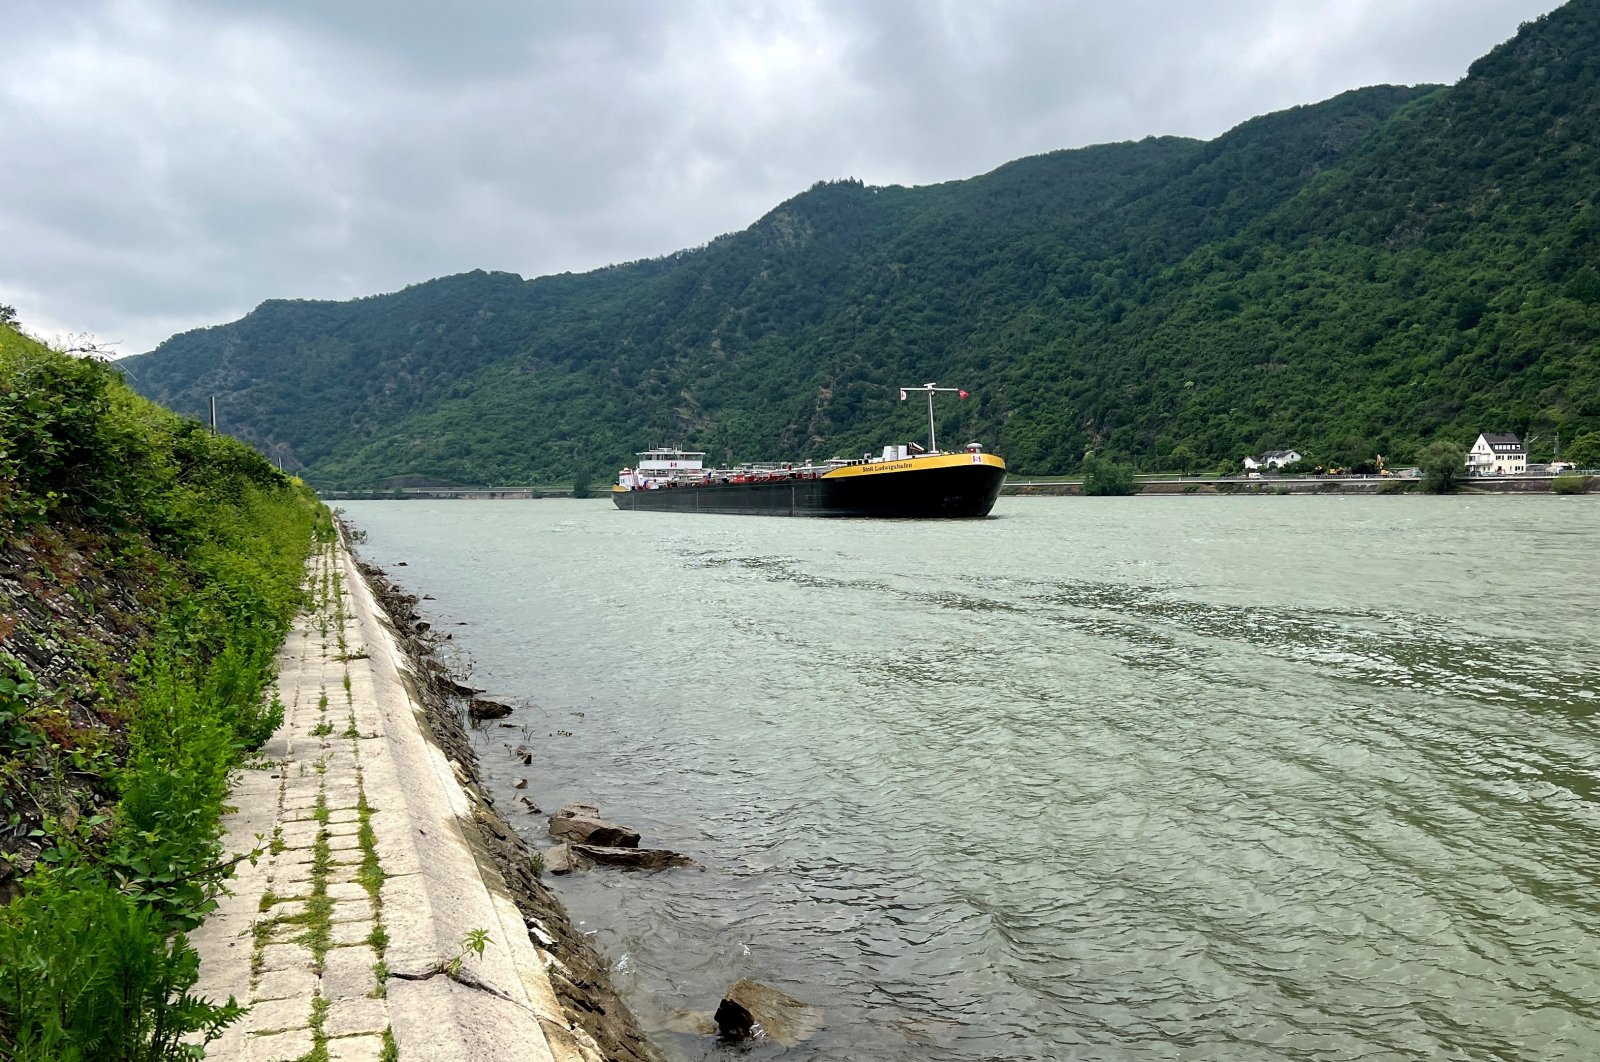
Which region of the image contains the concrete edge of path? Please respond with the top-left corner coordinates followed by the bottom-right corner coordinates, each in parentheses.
top-left (338, 538), bottom-right (591, 1061)
top-left (188, 536), bottom-right (607, 1062)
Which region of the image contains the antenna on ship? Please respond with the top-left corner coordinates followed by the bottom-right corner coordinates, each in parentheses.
top-left (898, 382), bottom-right (969, 454)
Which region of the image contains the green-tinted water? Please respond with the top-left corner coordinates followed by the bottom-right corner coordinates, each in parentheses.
top-left (341, 496), bottom-right (1600, 1060)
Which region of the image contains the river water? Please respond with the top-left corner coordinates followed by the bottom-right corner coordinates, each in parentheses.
top-left (340, 496), bottom-right (1600, 1061)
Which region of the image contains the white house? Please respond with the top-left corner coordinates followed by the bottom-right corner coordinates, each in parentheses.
top-left (1467, 432), bottom-right (1526, 475)
top-left (1242, 449), bottom-right (1303, 470)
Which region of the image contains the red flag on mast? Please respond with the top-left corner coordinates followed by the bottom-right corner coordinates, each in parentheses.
top-left (958, 390), bottom-right (969, 399)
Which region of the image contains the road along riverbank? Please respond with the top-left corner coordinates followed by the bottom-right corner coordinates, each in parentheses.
top-left (187, 531), bottom-right (657, 1061)
top-left (1004, 474), bottom-right (1598, 495)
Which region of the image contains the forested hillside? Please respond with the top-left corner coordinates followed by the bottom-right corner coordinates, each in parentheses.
top-left (123, 1), bottom-right (1600, 485)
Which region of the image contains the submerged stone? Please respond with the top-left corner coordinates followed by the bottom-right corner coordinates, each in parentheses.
top-left (468, 697), bottom-right (513, 719)
top-left (570, 844), bottom-right (703, 871)
top-left (714, 980), bottom-right (822, 1045)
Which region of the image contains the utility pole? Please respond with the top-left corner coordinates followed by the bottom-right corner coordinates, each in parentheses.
top-left (209, 395), bottom-right (217, 434)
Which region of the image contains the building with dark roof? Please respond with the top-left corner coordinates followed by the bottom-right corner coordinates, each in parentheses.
top-left (1242, 448), bottom-right (1303, 471)
top-left (1467, 433), bottom-right (1526, 475)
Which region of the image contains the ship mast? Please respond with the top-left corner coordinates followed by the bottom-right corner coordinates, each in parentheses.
top-left (899, 382), bottom-right (967, 454)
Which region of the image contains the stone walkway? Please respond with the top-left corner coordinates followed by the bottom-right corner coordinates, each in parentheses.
top-left (189, 536), bottom-right (591, 1061)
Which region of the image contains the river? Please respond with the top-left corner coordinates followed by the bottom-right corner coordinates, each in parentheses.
top-left (339, 496), bottom-right (1599, 1061)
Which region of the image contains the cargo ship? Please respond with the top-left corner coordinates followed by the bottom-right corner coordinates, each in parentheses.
top-left (612, 383), bottom-right (1006, 518)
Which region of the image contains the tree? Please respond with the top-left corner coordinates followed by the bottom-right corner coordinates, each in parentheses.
top-left (0, 304), bottom-right (16, 328)
top-left (1082, 454), bottom-right (1136, 496)
top-left (1565, 265), bottom-right (1600, 304)
top-left (1171, 444), bottom-right (1197, 476)
top-left (1563, 431), bottom-right (1600, 470)
top-left (570, 467), bottom-right (594, 498)
top-left (1417, 439), bottom-right (1466, 493)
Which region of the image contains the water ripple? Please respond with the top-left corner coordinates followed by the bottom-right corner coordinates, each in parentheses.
top-left (343, 497), bottom-right (1600, 1061)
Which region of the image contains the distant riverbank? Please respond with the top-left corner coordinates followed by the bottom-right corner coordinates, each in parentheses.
top-left (316, 474), bottom-right (1597, 501)
top-left (320, 487), bottom-right (578, 500)
top-left (1002, 474), bottom-right (1598, 496)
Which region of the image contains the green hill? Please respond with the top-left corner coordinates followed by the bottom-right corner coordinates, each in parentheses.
top-left (122, 1), bottom-right (1600, 485)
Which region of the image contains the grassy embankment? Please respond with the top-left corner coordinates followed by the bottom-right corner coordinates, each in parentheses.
top-left (0, 325), bottom-right (325, 1059)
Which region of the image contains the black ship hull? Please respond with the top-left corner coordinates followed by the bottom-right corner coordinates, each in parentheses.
top-left (613, 460), bottom-right (1005, 518)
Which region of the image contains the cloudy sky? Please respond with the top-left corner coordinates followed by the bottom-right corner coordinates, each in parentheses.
top-left (1, 0), bottom-right (1564, 356)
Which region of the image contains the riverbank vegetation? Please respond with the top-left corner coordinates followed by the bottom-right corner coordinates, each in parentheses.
top-left (1081, 455), bottom-right (1137, 496)
top-left (0, 324), bottom-right (324, 1058)
top-left (1417, 441), bottom-right (1468, 494)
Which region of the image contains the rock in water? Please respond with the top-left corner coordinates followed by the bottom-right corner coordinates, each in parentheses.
top-left (543, 842), bottom-right (585, 875)
top-left (548, 803), bottom-right (641, 847)
top-left (570, 844), bottom-right (703, 870)
top-left (467, 697), bottom-right (513, 720)
top-left (714, 980), bottom-right (822, 1045)
top-left (713, 999), bottom-right (755, 1042)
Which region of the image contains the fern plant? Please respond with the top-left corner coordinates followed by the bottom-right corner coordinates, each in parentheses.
top-left (0, 865), bottom-right (244, 1060)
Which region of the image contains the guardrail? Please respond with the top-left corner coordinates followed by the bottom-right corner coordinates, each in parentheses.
top-left (1009, 470), bottom-right (1598, 485)
top-left (317, 487), bottom-right (578, 500)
